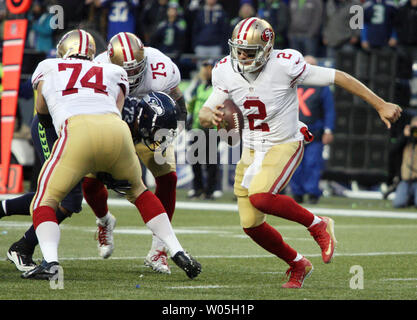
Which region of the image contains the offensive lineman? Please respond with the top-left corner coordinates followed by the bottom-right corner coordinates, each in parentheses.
top-left (21, 29), bottom-right (201, 280)
top-left (85, 32), bottom-right (186, 274)
top-left (199, 18), bottom-right (402, 288)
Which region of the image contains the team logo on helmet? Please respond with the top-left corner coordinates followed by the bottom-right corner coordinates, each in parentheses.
top-left (145, 95), bottom-right (165, 116)
top-left (261, 28), bottom-right (273, 42)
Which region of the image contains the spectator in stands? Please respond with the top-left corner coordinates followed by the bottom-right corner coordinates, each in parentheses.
top-left (288, 0), bottom-right (323, 56)
top-left (323, 0), bottom-right (361, 59)
top-left (28, 1), bottom-right (55, 54)
top-left (84, 0), bottom-right (108, 39)
top-left (393, 0), bottom-right (417, 108)
top-left (361, 0), bottom-right (398, 51)
top-left (192, 0), bottom-right (229, 61)
top-left (187, 59), bottom-right (220, 200)
top-left (257, 0), bottom-right (290, 49)
top-left (56, 0), bottom-right (89, 30)
top-left (151, 1), bottom-right (187, 65)
top-left (140, 0), bottom-right (169, 44)
top-left (393, 116), bottom-right (417, 208)
top-left (290, 56), bottom-right (335, 204)
top-left (384, 0), bottom-right (417, 194)
top-left (230, 0), bottom-right (256, 34)
top-left (99, 0), bottom-right (140, 41)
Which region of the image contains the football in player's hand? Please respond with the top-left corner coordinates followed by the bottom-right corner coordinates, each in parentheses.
top-left (217, 100), bottom-right (244, 146)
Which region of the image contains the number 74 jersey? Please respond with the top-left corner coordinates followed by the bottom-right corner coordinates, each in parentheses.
top-left (32, 57), bottom-right (129, 133)
top-left (213, 49), bottom-right (311, 151)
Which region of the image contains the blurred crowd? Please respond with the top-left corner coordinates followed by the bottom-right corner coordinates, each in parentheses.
top-left (1, 0), bottom-right (416, 76)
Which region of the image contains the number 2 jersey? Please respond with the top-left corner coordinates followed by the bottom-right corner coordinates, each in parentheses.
top-left (212, 49), bottom-right (311, 151)
top-left (31, 57), bottom-right (129, 134)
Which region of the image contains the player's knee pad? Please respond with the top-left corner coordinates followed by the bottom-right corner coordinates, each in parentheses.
top-left (237, 196), bottom-right (265, 229)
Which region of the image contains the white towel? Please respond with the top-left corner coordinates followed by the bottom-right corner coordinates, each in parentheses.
top-left (241, 150), bottom-right (267, 189)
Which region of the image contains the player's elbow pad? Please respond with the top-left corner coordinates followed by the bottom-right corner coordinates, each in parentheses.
top-left (38, 113), bottom-right (54, 128)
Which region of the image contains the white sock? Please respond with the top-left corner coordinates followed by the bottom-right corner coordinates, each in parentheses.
top-left (308, 215), bottom-right (322, 228)
top-left (35, 221), bottom-right (60, 263)
top-left (293, 253), bottom-right (303, 262)
top-left (146, 213), bottom-right (183, 257)
top-left (97, 212), bottom-right (111, 225)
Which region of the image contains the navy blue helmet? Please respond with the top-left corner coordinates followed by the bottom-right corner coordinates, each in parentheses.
top-left (122, 92), bottom-right (178, 152)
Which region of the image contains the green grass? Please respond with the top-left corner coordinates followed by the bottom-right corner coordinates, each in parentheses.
top-left (0, 195), bottom-right (416, 300)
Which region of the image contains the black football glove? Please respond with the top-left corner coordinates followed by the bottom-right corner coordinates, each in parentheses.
top-left (96, 172), bottom-right (132, 195)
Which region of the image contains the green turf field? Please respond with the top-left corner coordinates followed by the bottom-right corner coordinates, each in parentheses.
top-left (0, 193), bottom-right (416, 300)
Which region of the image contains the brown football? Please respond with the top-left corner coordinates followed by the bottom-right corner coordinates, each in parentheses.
top-left (217, 99), bottom-right (244, 146)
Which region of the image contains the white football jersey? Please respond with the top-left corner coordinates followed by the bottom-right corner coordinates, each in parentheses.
top-left (94, 46), bottom-right (180, 99)
top-left (32, 57), bottom-right (129, 133)
top-left (212, 49), bottom-right (311, 150)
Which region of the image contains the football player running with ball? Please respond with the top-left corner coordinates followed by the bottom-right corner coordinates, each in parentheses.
top-left (199, 18), bottom-right (401, 288)
top-left (22, 29), bottom-right (200, 280)
top-left (87, 32), bottom-right (187, 274)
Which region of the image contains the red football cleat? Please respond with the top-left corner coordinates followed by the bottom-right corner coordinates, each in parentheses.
top-left (282, 257), bottom-right (313, 289)
top-left (308, 216), bottom-right (336, 263)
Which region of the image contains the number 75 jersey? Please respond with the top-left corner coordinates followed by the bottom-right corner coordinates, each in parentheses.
top-left (32, 57), bottom-right (129, 133)
top-left (213, 49), bottom-right (311, 150)
top-left (94, 46), bottom-right (181, 99)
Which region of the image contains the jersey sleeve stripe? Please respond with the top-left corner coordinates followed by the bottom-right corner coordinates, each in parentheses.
top-left (32, 73), bottom-right (44, 86)
top-left (290, 64), bottom-right (306, 88)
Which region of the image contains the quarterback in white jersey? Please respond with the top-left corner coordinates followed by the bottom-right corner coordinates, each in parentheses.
top-left (199, 17), bottom-right (402, 289)
top-left (211, 48), bottom-right (312, 150)
top-left (87, 32), bottom-right (185, 274)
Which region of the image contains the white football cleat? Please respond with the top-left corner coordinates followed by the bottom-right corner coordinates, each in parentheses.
top-left (95, 213), bottom-right (116, 259)
top-left (144, 248), bottom-right (171, 274)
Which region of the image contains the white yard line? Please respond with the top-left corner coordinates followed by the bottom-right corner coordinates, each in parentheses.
top-left (102, 199), bottom-right (417, 220)
top-left (1, 251), bottom-right (415, 262)
top-left (382, 278), bottom-right (417, 281)
top-left (0, 196), bottom-right (416, 219)
top-left (167, 285), bottom-right (229, 289)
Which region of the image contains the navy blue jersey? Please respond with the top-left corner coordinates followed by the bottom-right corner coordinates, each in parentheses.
top-left (31, 115), bottom-right (83, 213)
top-left (362, 0), bottom-right (398, 47)
top-left (122, 96), bottom-right (141, 134)
top-left (102, 0), bottom-right (139, 41)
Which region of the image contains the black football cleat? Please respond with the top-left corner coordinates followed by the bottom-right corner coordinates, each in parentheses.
top-left (171, 251), bottom-right (201, 279)
top-left (21, 260), bottom-right (60, 280)
top-left (7, 238), bottom-right (37, 272)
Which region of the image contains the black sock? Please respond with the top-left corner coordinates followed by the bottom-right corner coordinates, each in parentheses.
top-left (0, 201), bottom-right (5, 218)
top-left (23, 207), bottom-right (69, 248)
top-left (3, 192), bottom-right (35, 216)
